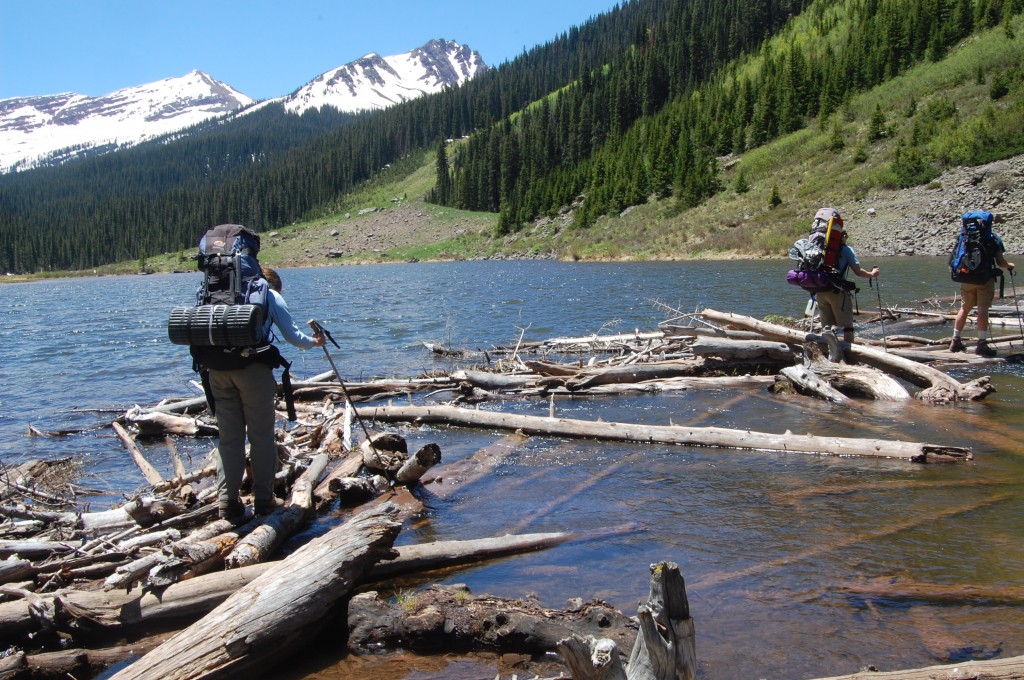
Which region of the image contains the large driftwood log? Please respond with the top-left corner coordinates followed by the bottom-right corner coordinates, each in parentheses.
top-left (108, 502), bottom-right (402, 680)
top-left (701, 309), bottom-right (993, 403)
top-left (806, 356), bottom-right (912, 400)
top-left (359, 404), bottom-right (972, 463)
top-left (779, 346), bottom-right (912, 402)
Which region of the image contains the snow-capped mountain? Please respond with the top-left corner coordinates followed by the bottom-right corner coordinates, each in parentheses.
top-left (282, 39), bottom-right (486, 115)
top-left (0, 39), bottom-right (487, 173)
top-left (0, 71), bottom-right (252, 172)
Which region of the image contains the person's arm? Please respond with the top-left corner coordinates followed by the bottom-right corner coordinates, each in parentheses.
top-left (844, 245), bottom-right (879, 279)
top-left (267, 291), bottom-right (323, 349)
top-left (850, 262), bottom-right (879, 279)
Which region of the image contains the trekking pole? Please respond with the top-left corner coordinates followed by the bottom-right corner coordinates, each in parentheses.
top-left (870, 276), bottom-right (888, 352)
top-left (1010, 268), bottom-right (1024, 345)
top-left (308, 319), bottom-right (378, 453)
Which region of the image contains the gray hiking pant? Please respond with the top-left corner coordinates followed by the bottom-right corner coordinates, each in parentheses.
top-left (208, 363), bottom-right (279, 507)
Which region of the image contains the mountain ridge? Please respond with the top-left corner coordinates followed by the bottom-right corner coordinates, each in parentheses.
top-left (0, 39), bottom-right (486, 172)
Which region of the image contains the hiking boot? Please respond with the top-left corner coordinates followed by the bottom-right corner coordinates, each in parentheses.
top-left (975, 340), bottom-right (997, 357)
top-left (255, 496), bottom-right (286, 516)
top-left (949, 337), bottom-right (965, 353)
top-left (219, 499), bottom-right (247, 525)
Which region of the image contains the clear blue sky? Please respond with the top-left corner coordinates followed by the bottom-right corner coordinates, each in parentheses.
top-left (0, 0), bottom-right (623, 101)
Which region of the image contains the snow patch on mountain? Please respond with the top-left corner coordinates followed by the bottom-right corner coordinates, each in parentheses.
top-left (0, 40), bottom-right (487, 173)
top-left (0, 70), bottom-right (251, 172)
top-left (283, 39), bottom-right (487, 114)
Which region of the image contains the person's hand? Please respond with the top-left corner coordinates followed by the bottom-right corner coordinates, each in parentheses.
top-left (869, 267), bottom-right (880, 279)
top-left (312, 331), bottom-right (327, 347)
top-left (1008, 262), bottom-right (1016, 273)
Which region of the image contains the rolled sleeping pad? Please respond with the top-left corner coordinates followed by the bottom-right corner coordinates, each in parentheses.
top-left (167, 304), bottom-right (264, 347)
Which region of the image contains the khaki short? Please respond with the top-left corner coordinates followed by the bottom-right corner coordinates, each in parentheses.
top-left (816, 289), bottom-right (854, 330)
top-left (960, 280), bottom-right (995, 309)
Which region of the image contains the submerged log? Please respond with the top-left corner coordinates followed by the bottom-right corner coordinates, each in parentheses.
top-left (836, 577), bottom-right (1024, 606)
top-left (107, 502), bottom-right (402, 680)
top-left (359, 404), bottom-right (972, 463)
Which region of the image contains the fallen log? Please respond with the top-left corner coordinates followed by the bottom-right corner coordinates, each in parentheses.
top-left (451, 369), bottom-right (536, 391)
top-left (778, 366), bottom-right (850, 403)
top-left (701, 309), bottom-right (993, 403)
top-left (394, 443), bottom-right (442, 486)
top-left (107, 502), bottom-right (402, 680)
top-left (111, 422), bottom-right (164, 486)
top-left (125, 407), bottom-right (218, 437)
top-left (0, 639), bottom-right (167, 680)
top-left (564, 360), bottom-right (703, 391)
top-left (806, 357), bottom-right (912, 401)
top-left (222, 453), bottom-right (330, 569)
top-left (359, 404), bottom-right (972, 463)
top-left (689, 336), bottom-right (796, 362)
top-left (809, 654), bottom-right (1024, 679)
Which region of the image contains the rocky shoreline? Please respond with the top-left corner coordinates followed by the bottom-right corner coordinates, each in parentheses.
top-left (837, 155), bottom-right (1024, 258)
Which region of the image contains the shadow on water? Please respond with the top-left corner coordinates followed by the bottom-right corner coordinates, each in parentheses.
top-left (3, 258), bottom-right (1024, 678)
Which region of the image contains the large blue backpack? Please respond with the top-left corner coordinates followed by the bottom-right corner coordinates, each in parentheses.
top-left (949, 210), bottom-right (997, 284)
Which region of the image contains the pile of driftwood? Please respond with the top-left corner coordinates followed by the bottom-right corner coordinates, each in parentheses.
top-left (2, 306), bottom-right (1021, 679)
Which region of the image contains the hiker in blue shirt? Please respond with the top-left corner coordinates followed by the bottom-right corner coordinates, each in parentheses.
top-left (208, 267), bottom-right (325, 523)
top-left (949, 215), bottom-right (1015, 357)
top-left (816, 228), bottom-right (880, 349)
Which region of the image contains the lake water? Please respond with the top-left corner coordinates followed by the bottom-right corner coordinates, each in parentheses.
top-left (3, 258), bottom-right (1023, 679)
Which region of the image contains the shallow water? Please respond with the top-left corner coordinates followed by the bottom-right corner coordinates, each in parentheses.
top-left (2, 258), bottom-right (1023, 679)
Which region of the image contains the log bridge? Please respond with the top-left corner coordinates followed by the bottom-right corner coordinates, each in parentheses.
top-left (360, 404), bottom-right (971, 463)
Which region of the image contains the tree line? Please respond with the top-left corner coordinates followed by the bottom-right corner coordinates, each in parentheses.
top-left (437, 0), bottom-right (1024, 231)
top-left (1, 0), bottom-right (1022, 273)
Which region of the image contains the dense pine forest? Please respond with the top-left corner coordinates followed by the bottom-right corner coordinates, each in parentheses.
top-left (1, 0), bottom-right (1023, 274)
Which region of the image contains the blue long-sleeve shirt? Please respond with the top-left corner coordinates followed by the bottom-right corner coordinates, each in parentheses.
top-left (263, 290), bottom-right (316, 349)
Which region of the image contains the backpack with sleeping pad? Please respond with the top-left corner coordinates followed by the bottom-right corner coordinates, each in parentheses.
top-left (786, 207), bottom-right (854, 293)
top-left (167, 223), bottom-right (296, 419)
top-left (949, 210), bottom-right (998, 284)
